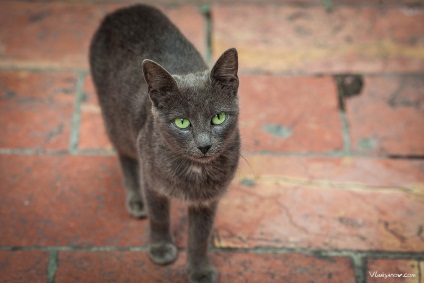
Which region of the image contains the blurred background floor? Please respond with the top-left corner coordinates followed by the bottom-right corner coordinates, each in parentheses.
top-left (0, 0), bottom-right (423, 282)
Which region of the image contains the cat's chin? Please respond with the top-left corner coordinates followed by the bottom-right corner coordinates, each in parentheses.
top-left (189, 155), bottom-right (217, 164)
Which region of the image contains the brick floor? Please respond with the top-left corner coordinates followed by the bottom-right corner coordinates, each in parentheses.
top-left (346, 75), bottom-right (424, 156)
top-left (366, 259), bottom-right (421, 283)
top-left (54, 251), bottom-right (357, 283)
top-left (0, 251), bottom-right (49, 283)
top-left (0, 1), bottom-right (423, 283)
top-left (0, 2), bottom-right (206, 70)
top-left (215, 156), bottom-right (424, 251)
top-left (212, 5), bottom-right (424, 74)
top-left (0, 71), bottom-right (76, 150)
top-left (239, 75), bottom-right (343, 153)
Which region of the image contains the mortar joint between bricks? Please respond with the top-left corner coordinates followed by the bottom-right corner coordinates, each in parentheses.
top-left (198, 4), bottom-right (212, 66)
top-left (69, 71), bottom-right (85, 153)
top-left (352, 253), bottom-right (366, 283)
top-left (46, 250), bottom-right (58, 283)
top-left (333, 75), bottom-right (354, 155)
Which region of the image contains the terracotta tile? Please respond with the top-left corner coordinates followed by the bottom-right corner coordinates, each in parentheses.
top-left (81, 75), bottom-right (99, 107)
top-left (166, 5), bottom-right (206, 56)
top-left (214, 155), bottom-right (424, 251)
top-left (212, 5), bottom-right (424, 74)
top-left (56, 251), bottom-right (187, 283)
top-left (79, 110), bottom-right (113, 150)
top-left (0, 250), bottom-right (49, 283)
top-left (0, 155), bottom-right (187, 247)
top-left (239, 75), bottom-right (343, 153)
top-left (217, 252), bottom-right (355, 283)
top-left (0, 71), bottom-right (76, 150)
top-left (235, 155), bottom-right (424, 187)
top-left (367, 259), bottom-right (419, 283)
top-left (346, 76), bottom-right (424, 155)
top-left (333, 0), bottom-right (420, 4)
top-left (0, 2), bottom-right (206, 70)
top-left (55, 251), bottom-right (355, 283)
top-left (18, 0), bottom-right (419, 5)
top-left (0, 2), bottom-right (111, 70)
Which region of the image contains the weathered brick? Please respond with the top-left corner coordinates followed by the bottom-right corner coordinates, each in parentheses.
top-left (0, 155), bottom-right (187, 247)
top-left (0, 2), bottom-right (206, 70)
top-left (55, 251), bottom-right (355, 283)
top-left (2, 154), bottom-right (422, 252)
top-left (0, 71), bottom-right (76, 150)
top-left (79, 110), bottom-right (112, 150)
top-left (14, 0), bottom-right (420, 5)
top-left (166, 5), bottom-right (207, 58)
top-left (216, 252), bottom-right (355, 283)
top-left (333, 0), bottom-right (422, 4)
top-left (366, 259), bottom-right (420, 283)
top-left (55, 251), bottom-right (186, 283)
top-left (0, 251), bottom-right (49, 283)
top-left (346, 75), bottom-right (424, 156)
top-left (214, 155), bottom-right (424, 251)
top-left (238, 75), bottom-right (343, 153)
top-left (212, 5), bottom-right (424, 74)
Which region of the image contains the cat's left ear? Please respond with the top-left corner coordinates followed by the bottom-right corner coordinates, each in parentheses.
top-left (142, 59), bottom-right (178, 108)
top-left (211, 48), bottom-right (239, 92)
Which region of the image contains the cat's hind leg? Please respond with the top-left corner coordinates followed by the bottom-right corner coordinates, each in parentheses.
top-left (118, 154), bottom-right (147, 218)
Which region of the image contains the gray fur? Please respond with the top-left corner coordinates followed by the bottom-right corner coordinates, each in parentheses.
top-left (89, 5), bottom-right (240, 283)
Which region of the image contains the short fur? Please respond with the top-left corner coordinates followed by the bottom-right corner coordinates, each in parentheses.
top-left (89, 5), bottom-right (240, 283)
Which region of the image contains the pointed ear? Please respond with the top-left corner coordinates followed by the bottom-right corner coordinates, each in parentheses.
top-left (210, 48), bottom-right (239, 90)
top-left (142, 59), bottom-right (177, 108)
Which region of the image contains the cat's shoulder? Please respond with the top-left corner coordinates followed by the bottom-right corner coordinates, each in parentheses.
top-left (103, 4), bottom-right (164, 22)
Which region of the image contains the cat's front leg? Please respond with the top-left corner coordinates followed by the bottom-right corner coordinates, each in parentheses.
top-left (118, 154), bottom-right (146, 218)
top-left (187, 201), bottom-right (218, 283)
top-left (144, 187), bottom-right (177, 265)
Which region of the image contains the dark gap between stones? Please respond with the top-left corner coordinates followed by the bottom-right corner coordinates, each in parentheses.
top-left (334, 74), bottom-right (364, 113)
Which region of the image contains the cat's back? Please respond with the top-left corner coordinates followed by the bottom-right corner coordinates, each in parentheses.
top-left (90, 4), bottom-right (206, 77)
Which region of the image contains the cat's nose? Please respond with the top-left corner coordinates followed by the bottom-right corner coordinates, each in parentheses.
top-left (198, 145), bottom-right (211, 155)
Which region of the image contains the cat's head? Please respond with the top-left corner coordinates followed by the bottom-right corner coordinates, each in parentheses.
top-left (142, 48), bottom-right (239, 163)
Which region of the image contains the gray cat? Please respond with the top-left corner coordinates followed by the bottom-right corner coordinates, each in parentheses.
top-left (89, 5), bottom-right (240, 283)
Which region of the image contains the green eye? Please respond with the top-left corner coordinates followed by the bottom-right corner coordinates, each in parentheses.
top-left (212, 112), bottom-right (226, 125)
top-left (174, 118), bottom-right (191, 129)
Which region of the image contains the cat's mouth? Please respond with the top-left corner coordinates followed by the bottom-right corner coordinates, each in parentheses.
top-left (191, 154), bottom-right (217, 164)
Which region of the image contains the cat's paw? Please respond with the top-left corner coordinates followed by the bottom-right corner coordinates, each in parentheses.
top-left (188, 266), bottom-right (217, 283)
top-left (126, 196), bottom-right (147, 218)
top-left (148, 242), bottom-right (177, 265)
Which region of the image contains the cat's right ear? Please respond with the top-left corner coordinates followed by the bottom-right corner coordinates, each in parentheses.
top-left (210, 48), bottom-right (239, 92)
top-left (142, 59), bottom-right (177, 108)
